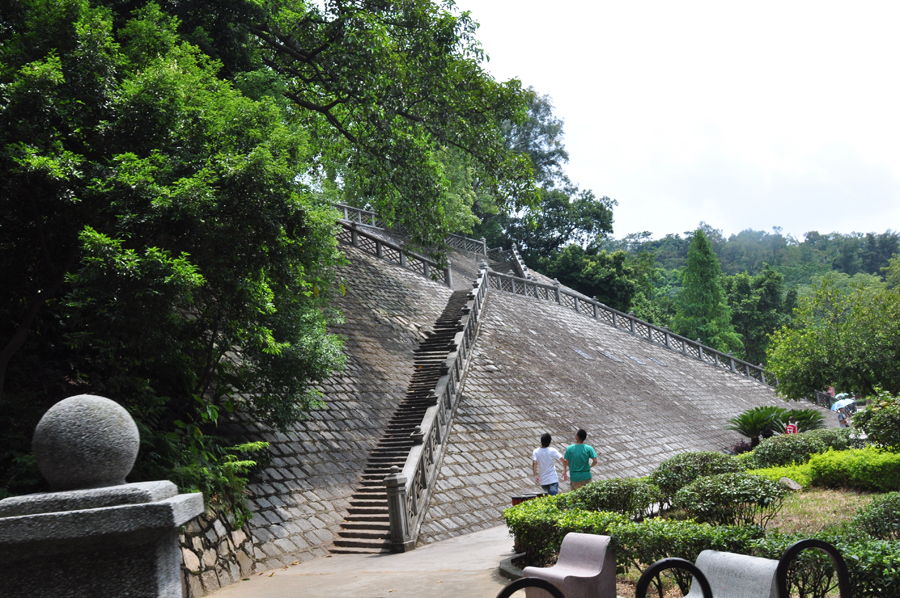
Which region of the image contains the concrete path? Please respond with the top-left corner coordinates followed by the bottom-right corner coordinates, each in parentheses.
top-left (209, 526), bottom-right (517, 598)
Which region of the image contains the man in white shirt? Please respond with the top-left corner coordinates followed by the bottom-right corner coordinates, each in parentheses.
top-left (532, 433), bottom-right (567, 495)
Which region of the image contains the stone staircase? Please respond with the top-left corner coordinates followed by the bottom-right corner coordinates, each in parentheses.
top-left (331, 290), bottom-right (474, 553)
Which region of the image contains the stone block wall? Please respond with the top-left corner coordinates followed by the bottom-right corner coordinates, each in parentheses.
top-left (417, 290), bottom-right (834, 544)
top-left (231, 246), bottom-right (453, 570)
top-left (180, 511), bottom-right (254, 596)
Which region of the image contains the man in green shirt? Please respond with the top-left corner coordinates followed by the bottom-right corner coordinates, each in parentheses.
top-left (562, 429), bottom-right (598, 490)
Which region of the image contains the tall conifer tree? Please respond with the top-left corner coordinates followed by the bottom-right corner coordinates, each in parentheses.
top-left (673, 229), bottom-right (744, 354)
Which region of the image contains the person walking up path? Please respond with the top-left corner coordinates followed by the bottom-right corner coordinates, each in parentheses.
top-left (563, 429), bottom-right (598, 491)
top-left (532, 433), bottom-right (566, 495)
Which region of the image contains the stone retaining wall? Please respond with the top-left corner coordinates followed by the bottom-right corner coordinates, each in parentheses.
top-left (416, 291), bottom-right (834, 544)
top-left (180, 511), bottom-right (254, 596)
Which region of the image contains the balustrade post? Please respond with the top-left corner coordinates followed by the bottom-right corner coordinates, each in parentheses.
top-left (400, 251), bottom-right (407, 268)
top-left (350, 222), bottom-right (359, 247)
top-left (696, 339), bottom-right (703, 361)
top-left (573, 296), bottom-right (579, 313)
top-left (481, 237), bottom-right (487, 255)
top-left (385, 467), bottom-right (414, 552)
top-left (664, 326), bottom-right (671, 349)
top-left (423, 262), bottom-right (430, 279)
top-left (592, 297), bottom-right (599, 319)
top-left (342, 205), bottom-right (348, 219)
top-left (728, 353), bottom-right (735, 372)
top-left (376, 240), bottom-right (383, 259)
top-left (759, 364), bottom-right (767, 385)
top-left (629, 313), bottom-right (636, 334)
top-left (553, 279), bottom-right (561, 303)
top-left (648, 325), bottom-right (653, 341)
top-left (714, 352), bottom-right (719, 366)
top-left (444, 261), bottom-right (453, 288)
top-left (612, 312), bottom-right (617, 328)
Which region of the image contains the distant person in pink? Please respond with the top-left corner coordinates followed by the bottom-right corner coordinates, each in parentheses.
top-left (532, 433), bottom-right (566, 495)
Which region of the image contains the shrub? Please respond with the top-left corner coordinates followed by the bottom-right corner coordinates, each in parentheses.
top-left (502, 495), bottom-right (627, 564)
top-left (747, 463), bottom-right (812, 487)
top-left (752, 531), bottom-right (900, 598)
top-left (726, 406), bottom-right (786, 447)
top-left (674, 472), bottom-right (787, 527)
top-left (650, 451), bottom-right (744, 506)
top-left (809, 447), bottom-right (900, 492)
top-left (751, 432), bottom-right (827, 467)
top-left (731, 439), bottom-right (753, 455)
top-left (560, 477), bottom-right (660, 520)
top-left (751, 427), bottom-right (865, 468)
top-left (853, 390), bottom-right (900, 451)
top-left (854, 492), bottom-right (900, 540)
top-left (613, 519), bottom-right (764, 594)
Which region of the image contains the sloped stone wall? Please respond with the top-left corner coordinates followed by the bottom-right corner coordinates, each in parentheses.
top-left (235, 246), bottom-right (453, 570)
top-left (180, 511), bottom-right (254, 595)
top-left (417, 291), bottom-right (833, 544)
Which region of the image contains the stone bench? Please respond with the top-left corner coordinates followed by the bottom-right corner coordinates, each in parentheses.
top-left (521, 532), bottom-right (617, 598)
top-left (635, 540), bottom-right (852, 598)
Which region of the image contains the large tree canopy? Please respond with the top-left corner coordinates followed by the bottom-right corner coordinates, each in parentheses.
top-left (149, 0), bottom-right (538, 251)
top-left (767, 279), bottom-right (900, 399)
top-left (0, 0), bottom-right (346, 498)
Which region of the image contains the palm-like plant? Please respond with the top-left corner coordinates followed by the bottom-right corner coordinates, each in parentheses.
top-left (776, 408), bottom-right (826, 433)
top-left (726, 406), bottom-right (786, 447)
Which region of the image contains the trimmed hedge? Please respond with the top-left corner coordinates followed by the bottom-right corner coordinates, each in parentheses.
top-left (854, 492), bottom-right (900, 540)
top-left (673, 473), bottom-right (787, 527)
top-left (809, 447), bottom-right (900, 492)
top-left (650, 451), bottom-right (744, 506)
top-left (560, 477), bottom-right (660, 520)
top-left (747, 463), bottom-right (812, 487)
top-left (748, 427), bottom-right (865, 469)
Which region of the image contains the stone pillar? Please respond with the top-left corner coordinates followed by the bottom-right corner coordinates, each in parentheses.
top-left (553, 279), bottom-right (561, 303)
top-left (444, 260), bottom-right (453, 288)
top-left (629, 313), bottom-right (636, 334)
top-left (697, 339), bottom-right (704, 361)
top-left (759, 364), bottom-right (767, 385)
top-left (0, 395), bottom-right (204, 598)
top-left (384, 467), bottom-right (414, 553)
top-left (350, 222), bottom-right (359, 247)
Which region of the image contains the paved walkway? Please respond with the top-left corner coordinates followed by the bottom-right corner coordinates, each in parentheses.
top-left (209, 525), bottom-right (516, 598)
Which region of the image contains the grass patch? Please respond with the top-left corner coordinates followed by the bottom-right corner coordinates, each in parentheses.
top-left (765, 487), bottom-right (877, 535)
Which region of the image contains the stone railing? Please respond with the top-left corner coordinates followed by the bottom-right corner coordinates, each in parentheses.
top-left (486, 244), bottom-right (530, 279)
top-left (337, 220), bottom-right (453, 287)
top-left (484, 270), bottom-right (773, 387)
top-left (334, 203), bottom-right (487, 256)
top-left (384, 268), bottom-right (489, 551)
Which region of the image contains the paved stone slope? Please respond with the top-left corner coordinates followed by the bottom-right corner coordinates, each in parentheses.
top-left (417, 290), bottom-right (832, 544)
top-left (235, 246), bottom-right (453, 577)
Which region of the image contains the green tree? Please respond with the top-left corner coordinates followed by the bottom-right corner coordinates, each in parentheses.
top-left (540, 245), bottom-right (637, 312)
top-left (672, 230), bottom-right (743, 353)
top-left (723, 266), bottom-right (791, 365)
top-left (0, 0), bottom-right (344, 498)
top-left (767, 278), bottom-right (900, 399)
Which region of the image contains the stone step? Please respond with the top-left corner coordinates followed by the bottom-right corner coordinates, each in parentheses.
top-left (330, 545), bottom-right (390, 555)
top-left (332, 538), bottom-right (392, 550)
top-left (343, 513), bottom-right (390, 523)
top-left (347, 505), bottom-right (389, 515)
top-left (341, 521), bottom-right (390, 531)
top-left (337, 529), bottom-right (390, 540)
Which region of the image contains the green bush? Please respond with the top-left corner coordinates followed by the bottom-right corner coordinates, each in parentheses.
top-left (750, 427), bottom-right (863, 468)
top-left (502, 495), bottom-right (627, 563)
top-left (853, 390), bottom-right (900, 451)
top-left (726, 406), bottom-right (785, 446)
top-left (650, 451), bottom-right (744, 506)
top-left (752, 531), bottom-right (900, 598)
top-left (674, 472), bottom-right (787, 527)
top-left (747, 463), bottom-right (812, 487)
top-left (613, 519), bottom-right (764, 594)
top-left (809, 447), bottom-right (900, 492)
top-left (854, 492), bottom-right (900, 540)
top-left (560, 477), bottom-right (660, 520)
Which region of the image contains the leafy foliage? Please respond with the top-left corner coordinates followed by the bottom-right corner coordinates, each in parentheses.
top-left (809, 448), bottom-right (900, 492)
top-left (673, 472), bottom-right (787, 527)
top-left (560, 477), bottom-right (660, 521)
top-left (649, 451), bottom-right (744, 506)
top-left (750, 428), bottom-right (859, 468)
top-left (726, 406), bottom-right (785, 447)
top-left (672, 229), bottom-right (743, 353)
top-left (852, 390), bottom-right (900, 450)
top-left (853, 492), bottom-right (900, 541)
top-left (723, 266), bottom-right (793, 364)
top-left (746, 463), bottom-right (813, 487)
top-left (767, 278), bottom-right (900, 398)
top-left (0, 0), bottom-right (345, 504)
top-left (539, 245), bottom-right (637, 311)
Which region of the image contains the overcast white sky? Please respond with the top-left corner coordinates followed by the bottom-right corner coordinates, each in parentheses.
top-left (454, 0), bottom-right (900, 240)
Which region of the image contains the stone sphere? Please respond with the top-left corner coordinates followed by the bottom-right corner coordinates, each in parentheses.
top-left (32, 395), bottom-right (140, 491)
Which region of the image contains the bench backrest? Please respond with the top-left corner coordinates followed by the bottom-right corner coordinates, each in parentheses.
top-left (686, 550), bottom-right (778, 598)
top-left (556, 532), bottom-right (611, 573)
